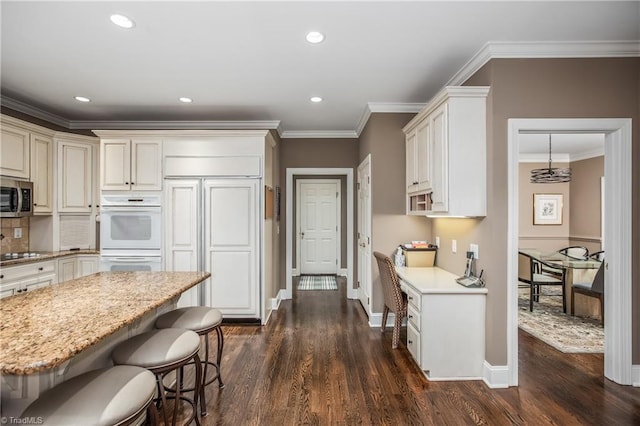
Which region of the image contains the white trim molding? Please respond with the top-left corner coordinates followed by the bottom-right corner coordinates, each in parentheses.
top-left (285, 168), bottom-right (355, 300)
top-left (482, 362), bottom-right (510, 389)
top-left (270, 289), bottom-right (286, 311)
top-left (355, 102), bottom-right (426, 136)
top-left (508, 118), bottom-right (633, 387)
top-left (338, 268), bottom-right (348, 277)
top-left (280, 130), bottom-right (358, 139)
top-left (633, 365), bottom-right (640, 387)
top-left (448, 40), bottom-right (640, 86)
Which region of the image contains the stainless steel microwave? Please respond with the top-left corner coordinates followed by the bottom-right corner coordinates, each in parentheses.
top-left (0, 177), bottom-right (33, 217)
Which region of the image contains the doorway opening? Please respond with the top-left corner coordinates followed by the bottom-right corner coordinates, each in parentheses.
top-left (285, 168), bottom-right (355, 300)
top-left (508, 118), bottom-right (633, 387)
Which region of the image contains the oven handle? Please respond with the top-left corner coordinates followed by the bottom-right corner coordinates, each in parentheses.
top-left (104, 257), bottom-right (160, 262)
top-left (100, 206), bottom-right (161, 212)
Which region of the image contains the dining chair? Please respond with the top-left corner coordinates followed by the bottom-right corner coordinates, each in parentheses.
top-left (558, 246), bottom-right (589, 260)
top-left (518, 251), bottom-right (567, 312)
top-left (373, 251), bottom-right (408, 349)
top-left (571, 261), bottom-right (605, 324)
top-left (589, 250), bottom-right (605, 261)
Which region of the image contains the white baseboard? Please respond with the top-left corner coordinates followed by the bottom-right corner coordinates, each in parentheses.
top-left (292, 268), bottom-right (299, 276)
top-left (338, 268), bottom-right (347, 276)
top-left (482, 361), bottom-right (510, 389)
top-left (270, 289), bottom-right (286, 310)
top-left (633, 364), bottom-right (640, 387)
top-left (368, 312), bottom-right (407, 328)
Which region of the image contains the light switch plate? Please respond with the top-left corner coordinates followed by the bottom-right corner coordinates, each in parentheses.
top-left (470, 243), bottom-right (479, 259)
top-left (435, 236), bottom-right (440, 248)
top-left (14, 228), bottom-right (22, 239)
top-left (452, 239), bottom-right (457, 253)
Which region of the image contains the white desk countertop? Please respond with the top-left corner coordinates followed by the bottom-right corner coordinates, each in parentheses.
top-left (395, 266), bottom-right (488, 295)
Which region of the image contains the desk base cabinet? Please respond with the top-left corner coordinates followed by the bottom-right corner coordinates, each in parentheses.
top-left (397, 267), bottom-right (487, 381)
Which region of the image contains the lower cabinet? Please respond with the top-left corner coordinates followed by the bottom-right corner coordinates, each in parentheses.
top-left (0, 261), bottom-right (57, 298)
top-left (57, 255), bottom-right (99, 283)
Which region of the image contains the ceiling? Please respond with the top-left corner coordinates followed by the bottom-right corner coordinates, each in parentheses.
top-left (518, 133), bottom-right (604, 162)
top-left (1, 1), bottom-right (639, 138)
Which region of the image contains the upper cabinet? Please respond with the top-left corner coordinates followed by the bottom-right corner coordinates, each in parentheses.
top-left (403, 86), bottom-right (489, 217)
top-left (57, 137), bottom-right (96, 213)
top-left (100, 139), bottom-right (162, 191)
top-left (0, 124), bottom-right (30, 179)
top-left (30, 133), bottom-right (53, 214)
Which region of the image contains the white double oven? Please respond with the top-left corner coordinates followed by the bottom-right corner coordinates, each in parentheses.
top-left (99, 194), bottom-right (162, 272)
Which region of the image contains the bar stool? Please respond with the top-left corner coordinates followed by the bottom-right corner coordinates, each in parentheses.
top-left (21, 365), bottom-right (158, 425)
top-left (112, 328), bottom-right (202, 426)
top-left (155, 307), bottom-right (224, 417)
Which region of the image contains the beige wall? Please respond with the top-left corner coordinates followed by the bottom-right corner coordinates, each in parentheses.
top-left (518, 162), bottom-right (571, 252)
top-left (359, 113), bottom-right (432, 312)
top-left (278, 138), bottom-right (359, 288)
top-left (461, 57), bottom-right (640, 365)
top-left (569, 156), bottom-right (604, 253)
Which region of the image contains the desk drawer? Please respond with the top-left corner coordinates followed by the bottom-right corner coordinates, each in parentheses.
top-left (407, 322), bottom-right (420, 366)
top-left (408, 304), bottom-right (421, 331)
top-left (405, 286), bottom-right (421, 311)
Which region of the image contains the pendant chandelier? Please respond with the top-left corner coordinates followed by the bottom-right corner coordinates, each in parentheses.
top-left (530, 134), bottom-right (571, 183)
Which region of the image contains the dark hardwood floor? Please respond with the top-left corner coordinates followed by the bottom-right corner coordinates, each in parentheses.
top-left (191, 277), bottom-right (640, 425)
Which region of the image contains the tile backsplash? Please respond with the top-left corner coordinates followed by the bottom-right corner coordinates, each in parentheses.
top-left (0, 217), bottom-right (30, 254)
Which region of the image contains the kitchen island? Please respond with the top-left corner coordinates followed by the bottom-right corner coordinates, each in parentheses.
top-left (0, 271), bottom-right (210, 416)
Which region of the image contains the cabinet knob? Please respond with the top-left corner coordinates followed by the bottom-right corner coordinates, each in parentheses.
top-left (131, 182), bottom-right (135, 185)
top-left (17, 289), bottom-right (22, 293)
top-left (38, 267), bottom-right (43, 271)
top-left (34, 203), bottom-right (38, 206)
top-left (408, 296), bottom-right (413, 300)
top-left (88, 204), bottom-right (92, 208)
top-left (408, 314), bottom-right (413, 319)
top-left (0, 275), bottom-right (3, 279)
top-left (23, 288), bottom-right (28, 292)
top-left (408, 340), bottom-right (413, 345)
top-left (125, 182), bottom-right (129, 185)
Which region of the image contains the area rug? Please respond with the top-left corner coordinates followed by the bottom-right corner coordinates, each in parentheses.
top-left (518, 287), bottom-right (604, 353)
top-left (298, 275), bottom-right (338, 290)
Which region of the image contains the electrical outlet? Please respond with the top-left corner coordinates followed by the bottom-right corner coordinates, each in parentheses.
top-left (435, 236), bottom-right (440, 248)
top-left (14, 228), bottom-right (22, 239)
top-left (470, 243), bottom-right (479, 259)
top-left (452, 239), bottom-right (457, 253)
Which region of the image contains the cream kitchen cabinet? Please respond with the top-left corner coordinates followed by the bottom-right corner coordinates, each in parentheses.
top-left (30, 133), bottom-right (54, 214)
top-left (57, 254), bottom-right (99, 283)
top-left (0, 123), bottom-right (30, 179)
top-left (100, 139), bottom-right (162, 191)
top-left (403, 86), bottom-right (489, 217)
top-left (57, 138), bottom-right (96, 213)
top-left (0, 260), bottom-right (57, 299)
top-left (405, 118), bottom-right (431, 194)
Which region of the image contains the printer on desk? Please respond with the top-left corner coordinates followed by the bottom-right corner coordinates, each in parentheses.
top-left (399, 242), bottom-right (437, 267)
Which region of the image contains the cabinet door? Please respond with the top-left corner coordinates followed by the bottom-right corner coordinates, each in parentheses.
top-left (429, 103), bottom-right (448, 213)
top-left (26, 273), bottom-right (56, 292)
top-left (131, 139), bottom-right (162, 191)
top-left (405, 131), bottom-right (418, 192)
top-left (58, 141), bottom-right (93, 212)
top-left (31, 133), bottom-right (53, 213)
top-left (57, 257), bottom-right (77, 283)
top-left (77, 255), bottom-right (99, 277)
top-left (0, 124), bottom-right (30, 178)
top-left (204, 179), bottom-right (259, 318)
top-left (0, 282), bottom-right (19, 299)
top-left (101, 139), bottom-right (131, 190)
top-left (165, 180), bottom-right (200, 307)
top-left (415, 119), bottom-right (431, 192)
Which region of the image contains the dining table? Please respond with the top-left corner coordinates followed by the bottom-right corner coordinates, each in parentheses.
top-left (518, 248), bottom-right (602, 317)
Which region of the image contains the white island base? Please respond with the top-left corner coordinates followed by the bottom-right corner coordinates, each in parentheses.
top-left (396, 266), bottom-right (487, 381)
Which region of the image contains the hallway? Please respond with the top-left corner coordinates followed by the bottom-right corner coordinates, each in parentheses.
top-left (196, 277), bottom-right (640, 425)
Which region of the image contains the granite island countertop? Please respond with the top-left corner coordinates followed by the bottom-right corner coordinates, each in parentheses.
top-left (0, 271), bottom-right (210, 375)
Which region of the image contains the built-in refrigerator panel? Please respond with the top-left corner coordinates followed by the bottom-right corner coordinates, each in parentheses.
top-left (165, 178), bottom-right (261, 319)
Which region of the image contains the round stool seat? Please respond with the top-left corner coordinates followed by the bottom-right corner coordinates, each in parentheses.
top-left (22, 365), bottom-right (155, 426)
top-left (112, 328), bottom-right (200, 369)
top-left (155, 306), bottom-right (222, 333)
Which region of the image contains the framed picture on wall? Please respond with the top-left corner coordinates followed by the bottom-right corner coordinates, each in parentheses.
top-left (533, 193), bottom-right (563, 225)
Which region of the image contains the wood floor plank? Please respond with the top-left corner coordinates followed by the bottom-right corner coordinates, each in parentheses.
top-left (184, 277), bottom-right (640, 425)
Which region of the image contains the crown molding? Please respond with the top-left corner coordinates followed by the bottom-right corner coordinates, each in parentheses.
top-left (280, 130), bottom-right (358, 139)
top-left (355, 102), bottom-right (425, 136)
top-left (448, 40), bottom-right (640, 86)
top-left (1, 96), bottom-right (71, 128)
top-left (71, 119), bottom-right (282, 132)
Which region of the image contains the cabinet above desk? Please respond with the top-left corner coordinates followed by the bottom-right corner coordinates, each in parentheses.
top-left (395, 266), bottom-right (487, 381)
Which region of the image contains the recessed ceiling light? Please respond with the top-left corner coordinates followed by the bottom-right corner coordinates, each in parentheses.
top-left (310, 96), bottom-right (323, 103)
top-left (179, 97), bottom-right (193, 103)
top-left (74, 96), bottom-right (91, 103)
top-left (110, 14), bottom-right (135, 29)
top-left (306, 31), bottom-right (324, 44)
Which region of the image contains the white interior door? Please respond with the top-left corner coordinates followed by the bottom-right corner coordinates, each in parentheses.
top-left (204, 179), bottom-right (259, 317)
top-left (357, 156), bottom-right (372, 315)
top-left (297, 179), bottom-right (339, 275)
